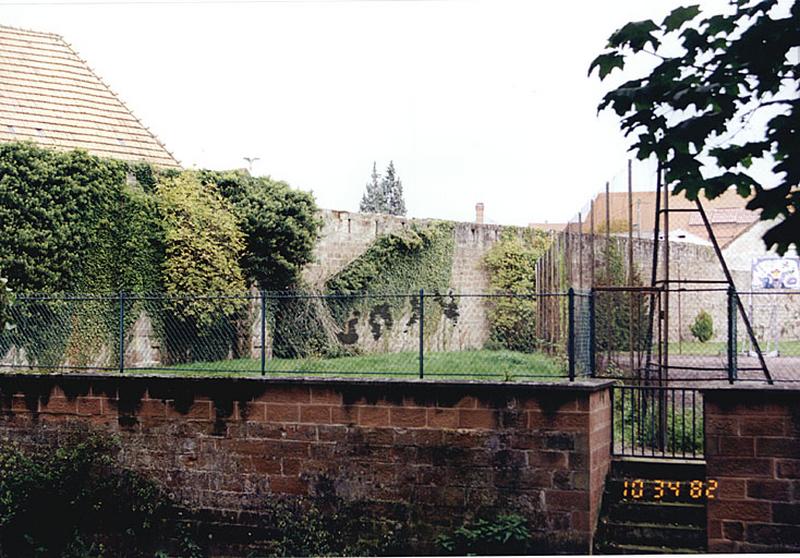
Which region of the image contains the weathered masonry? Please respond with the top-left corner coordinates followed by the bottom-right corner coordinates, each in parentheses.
top-left (704, 386), bottom-right (800, 553)
top-left (1, 375), bottom-right (798, 555)
top-left (0, 375), bottom-right (611, 555)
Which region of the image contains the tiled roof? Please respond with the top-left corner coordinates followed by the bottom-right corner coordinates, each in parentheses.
top-left (0, 24), bottom-right (180, 168)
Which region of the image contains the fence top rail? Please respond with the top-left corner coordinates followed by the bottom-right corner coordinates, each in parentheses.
top-left (614, 384), bottom-right (703, 391)
top-left (11, 290), bottom-right (586, 301)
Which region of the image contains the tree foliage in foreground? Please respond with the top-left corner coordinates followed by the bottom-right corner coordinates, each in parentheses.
top-left (591, 0), bottom-right (799, 254)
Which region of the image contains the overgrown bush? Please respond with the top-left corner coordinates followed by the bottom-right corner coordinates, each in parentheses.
top-left (256, 496), bottom-right (406, 557)
top-left (690, 310), bottom-right (714, 343)
top-left (436, 514), bottom-right (532, 556)
top-left (595, 240), bottom-right (650, 352)
top-left (483, 229), bottom-right (550, 352)
top-left (0, 433), bottom-right (200, 558)
top-left (201, 170), bottom-right (321, 291)
top-left (0, 143), bottom-right (168, 367)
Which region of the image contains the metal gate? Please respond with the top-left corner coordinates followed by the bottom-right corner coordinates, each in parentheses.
top-left (612, 385), bottom-right (704, 460)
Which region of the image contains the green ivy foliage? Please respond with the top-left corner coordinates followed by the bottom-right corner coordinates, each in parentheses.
top-left (157, 172), bottom-right (246, 323)
top-left (327, 222), bottom-right (455, 296)
top-left (1, 143), bottom-right (119, 293)
top-left (265, 222), bottom-right (456, 359)
top-left (0, 143), bottom-right (166, 366)
top-left (483, 229), bottom-right (550, 352)
top-left (322, 222), bottom-right (456, 351)
top-left (595, 240), bottom-right (649, 351)
top-left (199, 170), bottom-right (321, 291)
top-left (0, 142), bottom-right (326, 368)
top-left (0, 432), bottom-right (201, 557)
top-left (0, 143), bottom-right (164, 296)
top-left (436, 514), bottom-right (533, 556)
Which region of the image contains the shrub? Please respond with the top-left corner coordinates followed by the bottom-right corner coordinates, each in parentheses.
top-left (437, 514), bottom-right (532, 555)
top-left (157, 172), bottom-right (246, 323)
top-left (690, 310), bottom-right (714, 343)
top-left (0, 432), bottom-right (200, 557)
top-left (483, 229), bottom-right (550, 352)
top-left (201, 170), bottom-right (321, 291)
top-left (595, 240), bottom-right (649, 352)
top-left (256, 496), bottom-right (405, 557)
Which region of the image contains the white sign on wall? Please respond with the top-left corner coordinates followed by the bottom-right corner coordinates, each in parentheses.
top-left (751, 257), bottom-right (800, 290)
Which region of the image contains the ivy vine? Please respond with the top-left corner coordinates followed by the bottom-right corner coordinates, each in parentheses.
top-left (0, 142), bottom-right (319, 369)
top-left (483, 228), bottom-right (551, 352)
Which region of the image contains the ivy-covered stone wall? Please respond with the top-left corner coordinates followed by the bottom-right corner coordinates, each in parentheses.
top-left (297, 210), bottom-right (534, 355)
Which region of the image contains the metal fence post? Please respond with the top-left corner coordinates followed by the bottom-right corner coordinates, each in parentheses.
top-left (727, 286), bottom-right (738, 383)
top-left (260, 290), bottom-right (267, 376)
top-left (419, 288), bottom-right (424, 379)
top-left (568, 287), bottom-right (575, 381)
top-left (118, 291), bottom-right (125, 374)
top-left (589, 289), bottom-right (596, 377)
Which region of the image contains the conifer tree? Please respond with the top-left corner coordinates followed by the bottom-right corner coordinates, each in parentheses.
top-left (359, 162), bottom-right (385, 213)
top-left (358, 161), bottom-right (407, 216)
top-left (382, 161), bottom-right (407, 216)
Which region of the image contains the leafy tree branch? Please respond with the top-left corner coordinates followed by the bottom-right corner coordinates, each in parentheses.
top-left (591, 0), bottom-right (800, 254)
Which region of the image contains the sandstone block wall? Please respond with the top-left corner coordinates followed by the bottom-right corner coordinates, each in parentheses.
top-left (704, 387), bottom-right (800, 552)
top-left (298, 209), bottom-right (531, 355)
top-left (0, 374), bottom-right (613, 555)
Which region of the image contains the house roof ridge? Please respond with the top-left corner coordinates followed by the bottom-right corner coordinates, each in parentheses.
top-left (0, 23), bottom-right (181, 168)
top-left (0, 23), bottom-right (63, 39)
top-left (59, 37), bottom-right (181, 168)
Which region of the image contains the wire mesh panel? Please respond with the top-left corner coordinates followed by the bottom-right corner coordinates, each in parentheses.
top-left (128, 293), bottom-right (258, 373)
top-left (0, 295), bottom-right (121, 372)
top-left (666, 288), bottom-right (732, 382)
top-left (738, 290), bottom-right (800, 382)
top-left (264, 293), bottom-right (421, 376)
top-left (572, 291), bottom-right (592, 377)
top-left (592, 287), bottom-right (748, 384)
top-left (0, 291), bottom-right (587, 380)
top-left (593, 288), bottom-right (654, 380)
top-left (420, 293), bottom-right (569, 380)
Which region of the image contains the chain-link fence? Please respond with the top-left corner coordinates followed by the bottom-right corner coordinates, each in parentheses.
top-left (3, 288), bottom-right (792, 383)
top-left (0, 290), bottom-right (592, 381)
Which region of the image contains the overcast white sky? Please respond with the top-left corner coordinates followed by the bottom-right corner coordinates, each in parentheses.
top-left (3, 0), bottom-right (734, 225)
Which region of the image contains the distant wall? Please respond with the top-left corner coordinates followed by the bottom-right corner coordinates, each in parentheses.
top-left (0, 374), bottom-right (613, 556)
top-left (562, 233), bottom-right (800, 344)
top-left (303, 209), bottom-right (516, 291)
top-left (299, 209), bottom-right (530, 354)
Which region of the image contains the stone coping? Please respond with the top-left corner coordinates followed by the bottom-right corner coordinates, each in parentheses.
top-left (700, 381), bottom-right (800, 393)
top-left (0, 371), bottom-right (615, 392)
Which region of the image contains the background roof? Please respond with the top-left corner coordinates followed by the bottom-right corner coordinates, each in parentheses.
top-left (0, 24), bottom-right (179, 168)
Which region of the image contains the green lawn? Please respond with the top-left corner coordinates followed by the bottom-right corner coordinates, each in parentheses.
top-left (669, 339), bottom-right (800, 357)
top-left (156, 349), bottom-right (567, 381)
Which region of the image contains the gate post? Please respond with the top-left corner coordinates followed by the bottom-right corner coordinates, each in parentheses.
top-left (260, 290), bottom-right (267, 376)
top-left (589, 289), bottom-right (596, 376)
top-left (118, 291), bottom-right (125, 374)
top-left (568, 288), bottom-right (575, 381)
top-left (727, 287), bottom-right (738, 383)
